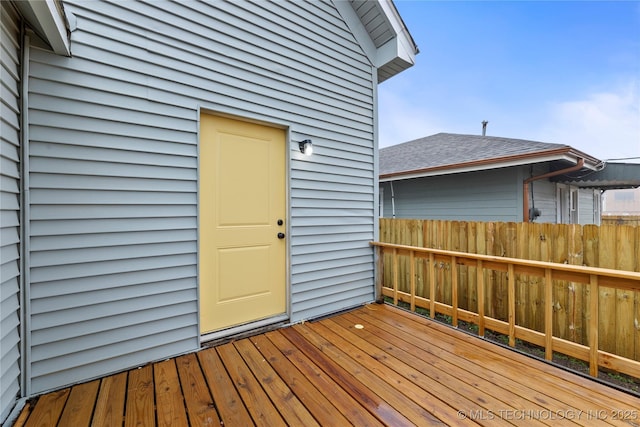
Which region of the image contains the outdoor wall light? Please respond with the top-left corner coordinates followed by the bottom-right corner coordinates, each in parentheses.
top-left (299, 139), bottom-right (313, 155)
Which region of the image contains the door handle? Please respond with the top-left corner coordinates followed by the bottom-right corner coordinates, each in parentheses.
top-left (277, 232), bottom-right (285, 239)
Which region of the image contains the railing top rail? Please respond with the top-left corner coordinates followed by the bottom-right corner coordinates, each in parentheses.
top-left (370, 241), bottom-right (640, 284)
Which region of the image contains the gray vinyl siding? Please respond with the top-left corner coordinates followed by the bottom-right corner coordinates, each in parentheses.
top-left (378, 164), bottom-right (595, 225)
top-left (531, 179), bottom-right (557, 223)
top-left (1, 1), bottom-right (21, 421)
top-left (27, 0), bottom-right (375, 393)
top-left (380, 167), bottom-right (523, 222)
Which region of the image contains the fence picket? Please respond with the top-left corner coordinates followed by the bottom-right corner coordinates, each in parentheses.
top-left (599, 225), bottom-right (618, 355)
top-left (379, 219), bottom-right (640, 362)
top-left (602, 215), bottom-right (640, 226)
top-left (616, 225), bottom-right (636, 359)
top-left (635, 226), bottom-right (640, 361)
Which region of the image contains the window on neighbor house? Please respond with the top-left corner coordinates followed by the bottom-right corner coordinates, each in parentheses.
top-left (557, 184), bottom-right (579, 224)
top-left (593, 190), bottom-right (601, 225)
top-left (569, 188), bottom-right (578, 223)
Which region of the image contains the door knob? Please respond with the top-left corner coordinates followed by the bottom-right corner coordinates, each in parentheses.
top-left (277, 232), bottom-right (285, 239)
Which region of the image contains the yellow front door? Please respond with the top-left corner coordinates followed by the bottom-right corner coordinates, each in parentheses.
top-left (199, 114), bottom-right (286, 334)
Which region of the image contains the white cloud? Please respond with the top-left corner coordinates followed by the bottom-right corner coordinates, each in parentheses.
top-left (534, 81), bottom-right (640, 162)
top-left (379, 79), bottom-right (640, 166)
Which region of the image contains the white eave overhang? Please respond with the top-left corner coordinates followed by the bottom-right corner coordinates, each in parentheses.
top-left (15, 0), bottom-right (70, 56)
top-left (374, 0), bottom-right (418, 82)
top-left (380, 152), bottom-right (602, 183)
top-left (335, 0), bottom-right (418, 83)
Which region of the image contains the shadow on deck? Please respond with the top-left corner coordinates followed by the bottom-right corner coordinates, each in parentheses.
top-left (12, 304), bottom-right (640, 426)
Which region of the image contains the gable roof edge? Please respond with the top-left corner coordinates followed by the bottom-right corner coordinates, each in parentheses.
top-left (380, 148), bottom-right (601, 182)
top-left (374, 0), bottom-right (418, 82)
top-left (333, 0), bottom-right (418, 83)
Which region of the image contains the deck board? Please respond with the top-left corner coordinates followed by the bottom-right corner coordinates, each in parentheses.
top-left (216, 343), bottom-right (286, 427)
top-left (234, 338), bottom-right (320, 427)
top-left (365, 306), bottom-right (636, 426)
top-left (13, 304), bottom-right (640, 426)
top-left (175, 353), bottom-right (220, 427)
top-left (154, 359), bottom-right (188, 427)
top-left (124, 364), bottom-right (154, 427)
top-left (264, 329), bottom-right (386, 427)
top-left (196, 347), bottom-right (254, 426)
top-left (23, 389), bottom-right (69, 427)
top-left (282, 325), bottom-right (420, 427)
top-left (300, 321), bottom-right (459, 426)
top-left (335, 311), bottom-right (571, 426)
top-left (57, 380), bottom-right (99, 427)
top-left (251, 332), bottom-right (353, 426)
top-left (91, 371), bottom-right (127, 427)
top-left (325, 314), bottom-right (548, 427)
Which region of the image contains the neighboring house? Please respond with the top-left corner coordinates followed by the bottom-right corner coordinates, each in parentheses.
top-left (0, 0), bottom-right (418, 421)
top-left (379, 133), bottom-right (640, 224)
top-left (603, 187), bottom-right (640, 214)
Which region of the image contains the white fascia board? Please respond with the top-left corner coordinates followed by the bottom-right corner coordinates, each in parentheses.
top-left (20, 0), bottom-right (70, 56)
top-left (380, 153), bottom-right (599, 182)
top-left (376, 36), bottom-right (415, 70)
top-left (376, 0), bottom-right (416, 68)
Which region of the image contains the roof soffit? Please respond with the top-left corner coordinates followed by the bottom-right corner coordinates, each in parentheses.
top-left (14, 0), bottom-right (70, 55)
top-left (334, 0), bottom-right (418, 82)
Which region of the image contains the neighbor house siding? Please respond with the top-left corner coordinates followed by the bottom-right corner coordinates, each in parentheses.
top-left (26, 0), bottom-right (375, 393)
top-left (380, 167), bottom-right (522, 222)
top-left (531, 179), bottom-right (557, 223)
top-left (0, 1), bottom-right (22, 421)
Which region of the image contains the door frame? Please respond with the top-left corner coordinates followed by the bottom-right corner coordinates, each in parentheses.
top-left (196, 108), bottom-right (291, 343)
top-left (556, 183), bottom-right (579, 224)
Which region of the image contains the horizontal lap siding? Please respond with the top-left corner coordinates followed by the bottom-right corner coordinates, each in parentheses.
top-left (532, 180), bottom-right (558, 223)
top-left (382, 168), bottom-right (522, 222)
top-left (0, 1), bottom-right (21, 422)
top-left (28, 0), bottom-right (374, 392)
top-left (290, 143), bottom-right (376, 321)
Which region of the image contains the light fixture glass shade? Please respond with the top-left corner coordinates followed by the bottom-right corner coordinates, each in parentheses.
top-left (299, 139), bottom-right (313, 155)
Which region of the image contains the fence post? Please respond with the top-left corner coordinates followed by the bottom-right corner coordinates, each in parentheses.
top-left (452, 256), bottom-right (458, 327)
top-left (545, 268), bottom-right (553, 360)
top-left (375, 246), bottom-right (384, 303)
top-left (589, 274), bottom-right (599, 377)
top-left (429, 252), bottom-right (436, 319)
top-left (392, 247), bottom-right (398, 305)
top-left (508, 263), bottom-right (515, 347)
top-left (477, 259), bottom-right (485, 337)
top-left (410, 250), bottom-right (416, 312)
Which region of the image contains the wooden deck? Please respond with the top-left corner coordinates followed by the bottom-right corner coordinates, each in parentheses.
top-left (12, 304), bottom-right (640, 427)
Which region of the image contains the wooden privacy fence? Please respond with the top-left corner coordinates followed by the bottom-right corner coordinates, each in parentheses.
top-left (370, 241), bottom-right (640, 380)
top-left (602, 215), bottom-right (640, 226)
top-left (378, 218), bottom-right (640, 362)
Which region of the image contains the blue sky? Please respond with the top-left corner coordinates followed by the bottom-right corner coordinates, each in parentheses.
top-left (379, 1), bottom-right (640, 163)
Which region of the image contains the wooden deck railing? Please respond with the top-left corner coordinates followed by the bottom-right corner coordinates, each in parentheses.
top-left (370, 241), bottom-right (640, 380)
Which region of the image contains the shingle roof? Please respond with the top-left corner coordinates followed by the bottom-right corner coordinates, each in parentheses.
top-left (379, 132), bottom-right (573, 176)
